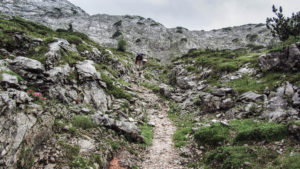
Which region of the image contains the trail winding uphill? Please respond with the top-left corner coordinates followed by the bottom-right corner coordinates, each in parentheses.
top-left (130, 83), bottom-right (184, 169)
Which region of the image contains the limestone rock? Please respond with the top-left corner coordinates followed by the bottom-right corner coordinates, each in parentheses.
top-left (293, 90), bottom-right (300, 107)
top-left (289, 124), bottom-right (300, 141)
top-left (45, 39), bottom-right (77, 68)
top-left (0, 73), bottom-right (19, 87)
top-left (258, 43), bottom-right (300, 72)
top-left (239, 91), bottom-right (263, 102)
top-left (159, 83), bottom-right (173, 98)
top-left (75, 60), bottom-right (101, 81)
top-left (10, 56), bottom-right (44, 73)
top-left (92, 112), bottom-right (144, 142)
top-left (45, 64), bottom-right (71, 83)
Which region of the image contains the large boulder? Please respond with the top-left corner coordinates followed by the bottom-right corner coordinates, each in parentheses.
top-left (176, 75), bottom-right (196, 89)
top-left (45, 64), bottom-right (71, 83)
top-left (45, 38), bottom-right (77, 69)
top-left (198, 91), bottom-right (234, 112)
top-left (0, 73), bottom-right (19, 87)
top-left (258, 43), bottom-right (300, 72)
top-left (82, 82), bottom-right (108, 112)
top-left (75, 60), bottom-right (101, 81)
top-left (10, 56), bottom-right (44, 73)
top-left (261, 84), bottom-right (292, 121)
top-left (159, 83), bottom-right (173, 98)
top-left (0, 113), bottom-right (37, 167)
top-left (92, 112), bottom-right (144, 142)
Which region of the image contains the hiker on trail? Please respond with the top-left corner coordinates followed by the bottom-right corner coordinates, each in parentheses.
top-left (135, 53), bottom-right (147, 77)
top-left (135, 53), bottom-right (144, 70)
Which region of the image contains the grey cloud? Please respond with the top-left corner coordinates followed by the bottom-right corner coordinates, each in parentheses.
top-left (68, 0), bottom-right (300, 30)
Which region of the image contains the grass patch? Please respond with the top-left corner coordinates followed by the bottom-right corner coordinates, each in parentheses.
top-left (270, 153), bottom-right (300, 169)
top-left (72, 115), bottom-right (96, 130)
top-left (95, 63), bottom-right (118, 77)
top-left (168, 103), bottom-right (194, 147)
top-left (227, 71), bottom-right (300, 94)
top-left (60, 50), bottom-right (85, 65)
top-left (176, 49), bottom-right (259, 75)
top-left (139, 82), bottom-right (160, 93)
top-left (100, 72), bottom-right (132, 100)
top-left (194, 123), bottom-right (230, 147)
top-left (205, 146), bottom-right (278, 169)
top-left (194, 119), bottom-right (288, 147)
top-left (139, 124), bottom-right (154, 146)
top-left (231, 120), bottom-right (288, 144)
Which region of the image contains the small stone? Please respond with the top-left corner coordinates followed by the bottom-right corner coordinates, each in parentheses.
top-left (211, 119), bottom-right (219, 123)
top-left (244, 162), bottom-right (250, 166)
top-left (220, 121), bottom-right (229, 127)
top-left (216, 114), bottom-right (222, 118)
top-left (49, 157), bottom-right (55, 163)
top-left (158, 115), bottom-right (164, 119)
top-left (81, 108), bottom-right (91, 113)
top-left (148, 122), bottom-right (156, 127)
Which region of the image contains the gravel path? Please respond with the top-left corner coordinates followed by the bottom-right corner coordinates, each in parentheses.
top-left (132, 84), bottom-right (184, 169)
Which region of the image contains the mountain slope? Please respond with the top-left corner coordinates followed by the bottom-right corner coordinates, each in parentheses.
top-left (0, 0), bottom-right (276, 62)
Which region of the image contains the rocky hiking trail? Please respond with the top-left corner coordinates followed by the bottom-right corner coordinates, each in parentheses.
top-left (132, 83), bottom-right (184, 169)
top-left (110, 82), bottom-right (185, 169)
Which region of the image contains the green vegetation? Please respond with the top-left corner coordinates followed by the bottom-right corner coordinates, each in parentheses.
top-left (60, 50), bottom-right (85, 65)
top-left (0, 16), bottom-right (101, 63)
top-left (117, 36), bottom-right (127, 52)
top-left (112, 30), bottom-right (122, 39)
top-left (139, 124), bottom-right (154, 146)
top-left (17, 146), bottom-right (34, 169)
top-left (139, 81), bottom-right (160, 93)
top-left (0, 70), bottom-right (24, 81)
top-left (177, 48), bottom-right (259, 75)
top-left (205, 146), bottom-right (278, 169)
top-left (194, 123), bottom-right (230, 147)
top-left (168, 103), bottom-right (194, 147)
top-left (227, 71), bottom-right (300, 94)
top-left (194, 119), bottom-right (288, 147)
top-left (266, 5), bottom-right (300, 41)
top-left (72, 115), bottom-right (96, 130)
top-left (100, 72), bottom-right (133, 100)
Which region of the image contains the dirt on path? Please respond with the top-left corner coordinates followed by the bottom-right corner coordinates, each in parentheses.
top-left (131, 83), bottom-right (184, 169)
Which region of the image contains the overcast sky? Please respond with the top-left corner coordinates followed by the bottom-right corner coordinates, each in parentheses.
top-left (68, 0), bottom-right (300, 31)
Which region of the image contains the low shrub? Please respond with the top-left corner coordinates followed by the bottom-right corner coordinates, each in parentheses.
top-left (194, 123), bottom-right (230, 147)
top-left (72, 115), bottom-right (96, 130)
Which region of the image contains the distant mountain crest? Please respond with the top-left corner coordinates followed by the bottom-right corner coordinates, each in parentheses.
top-left (0, 0), bottom-right (276, 62)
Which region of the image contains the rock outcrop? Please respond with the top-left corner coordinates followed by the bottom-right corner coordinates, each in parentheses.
top-left (0, 0), bottom-right (276, 63)
top-left (258, 42), bottom-right (300, 72)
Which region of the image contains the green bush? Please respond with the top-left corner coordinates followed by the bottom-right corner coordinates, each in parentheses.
top-left (194, 123), bottom-right (230, 147)
top-left (266, 5), bottom-right (300, 41)
top-left (72, 115), bottom-right (96, 130)
top-left (112, 30), bottom-right (122, 39)
top-left (117, 37), bottom-right (127, 52)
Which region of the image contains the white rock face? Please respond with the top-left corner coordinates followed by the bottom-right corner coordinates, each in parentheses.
top-left (0, 0), bottom-right (276, 62)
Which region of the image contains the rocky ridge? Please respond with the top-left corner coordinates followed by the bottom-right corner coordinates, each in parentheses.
top-left (0, 0), bottom-right (276, 62)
